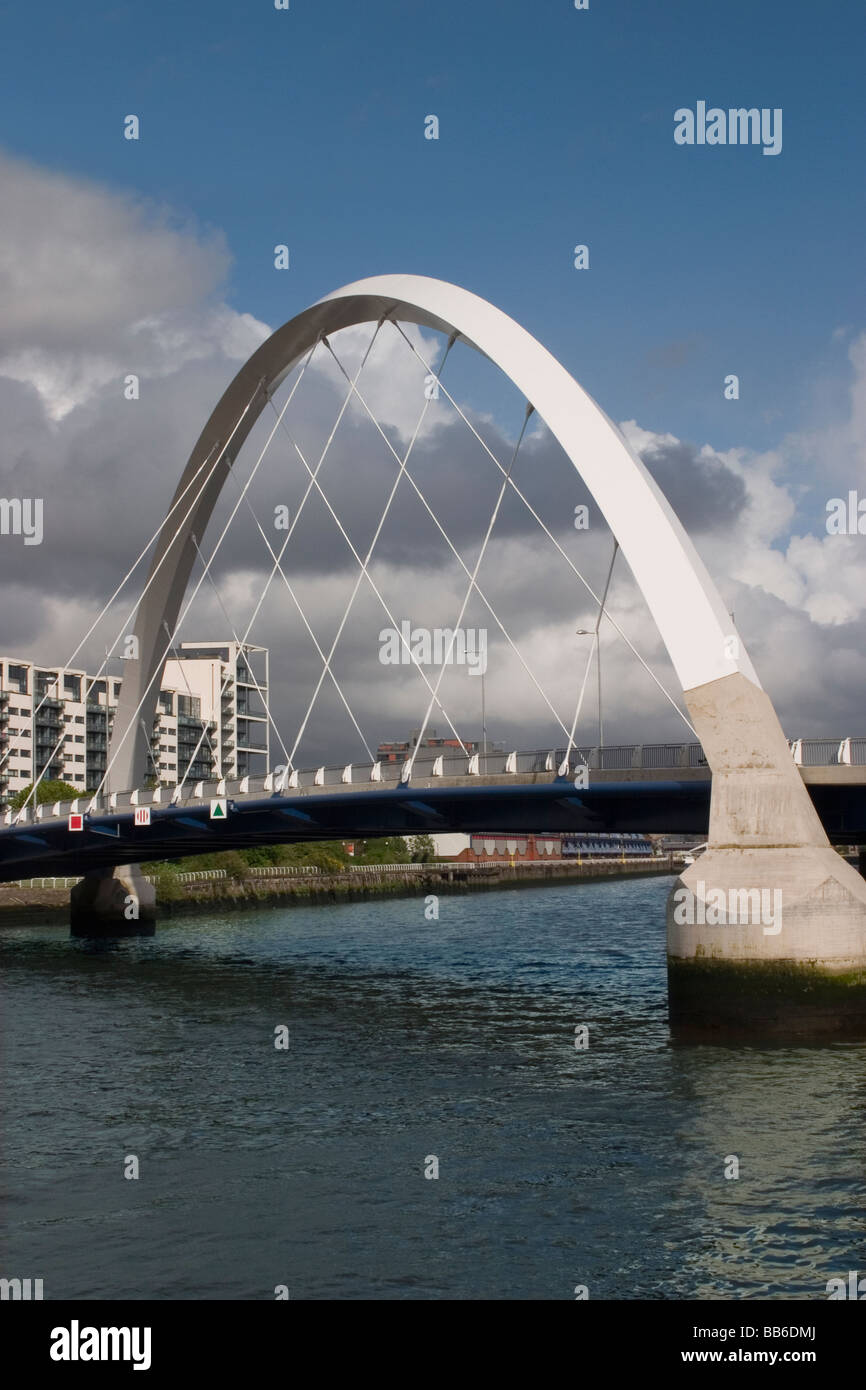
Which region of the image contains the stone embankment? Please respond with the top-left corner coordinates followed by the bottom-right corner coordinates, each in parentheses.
top-left (0, 857), bottom-right (682, 923)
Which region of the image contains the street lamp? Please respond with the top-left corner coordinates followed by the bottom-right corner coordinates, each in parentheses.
top-left (575, 628), bottom-right (603, 750)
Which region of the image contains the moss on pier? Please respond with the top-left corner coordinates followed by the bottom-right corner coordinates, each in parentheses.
top-left (668, 955), bottom-right (866, 1038)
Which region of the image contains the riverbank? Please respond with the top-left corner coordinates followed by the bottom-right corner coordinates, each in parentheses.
top-left (0, 857), bottom-right (681, 924)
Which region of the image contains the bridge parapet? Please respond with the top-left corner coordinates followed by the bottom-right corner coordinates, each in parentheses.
top-left (790, 737), bottom-right (866, 766)
top-left (5, 739), bottom-right (866, 831)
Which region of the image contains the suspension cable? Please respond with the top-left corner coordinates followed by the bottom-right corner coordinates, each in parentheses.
top-left (391, 321), bottom-right (698, 737)
top-left (91, 331), bottom-right (340, 799)
top-left (323, 340), bottom-right (577, 741)
top-left (188, 536), bottom-right (291, 772)
top-left (230, 489), bottom-right (376, 763)
top-left (407, 402), bottom-right (533, 779)
top-left (564, 538), bottom-right (618, 769)
top-left (267, 347), bottom-right (473, 761)
top-left (285, 332), bottom-right (463, 767)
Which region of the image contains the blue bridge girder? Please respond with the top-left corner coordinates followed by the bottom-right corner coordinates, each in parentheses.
top-left (1, 773), bottom-right (865, 882)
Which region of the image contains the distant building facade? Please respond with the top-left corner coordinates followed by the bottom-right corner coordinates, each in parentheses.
top-left (376, 728), bottom-right (482, 764)
top-left (0, 641), bottom-right (268, 805)
top-left (430, 831), bottom-right (655, 862)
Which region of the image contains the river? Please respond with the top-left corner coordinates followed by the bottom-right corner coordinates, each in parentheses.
top-left (2, 874), bottom-right (865, 1299)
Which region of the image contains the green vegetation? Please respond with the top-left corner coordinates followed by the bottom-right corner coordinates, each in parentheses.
top-left (408, 833), bottom-right (436, 862)
top-left (352, 836), bottom-right (412, 865)
top-left (10, 779), bottom-right (80, 810)
top-left (140, 835), bottom-right (427, 880)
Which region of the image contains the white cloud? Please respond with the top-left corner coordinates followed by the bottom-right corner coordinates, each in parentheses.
top-left (0, 150), bottom-right (267, 419)
top-left (1, 148), bottom-right (864, 757)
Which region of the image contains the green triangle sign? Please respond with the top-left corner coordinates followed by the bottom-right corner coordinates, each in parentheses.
top-left (210, 798), bottom-right (227, 819)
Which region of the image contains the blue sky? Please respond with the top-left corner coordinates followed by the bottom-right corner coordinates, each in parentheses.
top-left (1, 0), bottom-right (864, 748)
top-left (2, 0), bottom-right (863, 455)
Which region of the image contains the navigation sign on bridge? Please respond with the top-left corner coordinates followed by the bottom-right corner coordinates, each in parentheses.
top-left (134, 807), bottom-right (151, 827)
top-left (210, 798), bottom-right (227, 820)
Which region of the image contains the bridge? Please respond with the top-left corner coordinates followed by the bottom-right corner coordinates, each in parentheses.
top-left (2, 273), bottom-right (866, 1036)
top-left (2, 739), bottom-right (866, 882)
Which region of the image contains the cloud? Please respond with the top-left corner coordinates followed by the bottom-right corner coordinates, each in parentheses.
top-left (0, 150), bottom-right (229, 348)
top-left (621, 422), bottom-right (748, 532)
top-left (1, 149), bottom-right (865, 767)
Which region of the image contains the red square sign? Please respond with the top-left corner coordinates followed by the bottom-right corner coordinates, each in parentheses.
top-left (68, 813), bottom-right (84, 831)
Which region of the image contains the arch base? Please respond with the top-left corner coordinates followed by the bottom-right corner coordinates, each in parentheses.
top-left (667, 848), bottom-right (866, 1039)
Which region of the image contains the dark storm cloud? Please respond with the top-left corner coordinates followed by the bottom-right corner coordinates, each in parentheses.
top-left (637, 437), bottom-right (747, 533)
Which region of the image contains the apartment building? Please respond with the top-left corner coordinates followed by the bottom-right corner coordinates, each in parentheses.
top-left (0, 641), bottom-right (269, 805)
top-left (162, 642), bottom-right (269, 782)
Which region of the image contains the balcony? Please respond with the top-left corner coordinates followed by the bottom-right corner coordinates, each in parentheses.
top-left (36, 761), bottom-right (63, 778)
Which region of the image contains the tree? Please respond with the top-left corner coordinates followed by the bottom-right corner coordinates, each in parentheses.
top-left (357, 836), bottom-right (411, 865)
top-left (409, 833), bottom-right (436, 862)
top-left (10, 779), bottom-right (79, 811)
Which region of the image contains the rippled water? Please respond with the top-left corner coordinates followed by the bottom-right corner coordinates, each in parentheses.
top-left (2, 875), bottom-right (865, 1300)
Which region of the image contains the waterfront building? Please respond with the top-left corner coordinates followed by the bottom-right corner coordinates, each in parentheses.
top-left (0, 641), bottom-right (268, 805)
top-left (430, 831), bottom-right (655, 862)
top-left (376, 728), bottom-right (482, 764)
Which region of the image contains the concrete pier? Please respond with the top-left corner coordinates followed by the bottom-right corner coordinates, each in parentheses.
top-left (667, 672), bottom-right (866, 1037)
top-left (70, 864), bottom-right (155, 937)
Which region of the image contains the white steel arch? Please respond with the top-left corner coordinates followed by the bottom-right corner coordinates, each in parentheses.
top-left (109, 273), bottom-right (758, 793)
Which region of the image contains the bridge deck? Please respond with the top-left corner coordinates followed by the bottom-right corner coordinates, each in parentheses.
top-left (0, 759), bottom-right (864, 883)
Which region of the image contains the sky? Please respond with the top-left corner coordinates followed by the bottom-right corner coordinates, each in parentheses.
top-left (0, 0), bottom-right (864, 765)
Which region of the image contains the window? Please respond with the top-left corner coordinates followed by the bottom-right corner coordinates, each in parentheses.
top-left (74, 736), bottom-right (84, 744)
top-left (74, 755), bottom-right (84, 764)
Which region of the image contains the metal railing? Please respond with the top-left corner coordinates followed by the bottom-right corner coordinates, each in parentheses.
top-left (4, 736), bottom-right (866, 826)
top-left (248, 864), bottom-right (322, 877)
top-left (13, 876), bottom-right (83, 889)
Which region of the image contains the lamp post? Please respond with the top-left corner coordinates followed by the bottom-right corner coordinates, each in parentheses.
top-left (480, 667), bottom-right (488, 772)
top-left (575, 628), bottom-right (603, 752)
